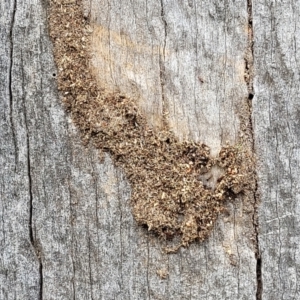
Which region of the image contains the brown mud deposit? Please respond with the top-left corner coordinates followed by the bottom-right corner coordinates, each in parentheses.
top-left (48, 0), bottom-right (255, 252)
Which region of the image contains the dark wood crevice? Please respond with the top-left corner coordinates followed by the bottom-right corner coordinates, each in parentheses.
top-left (245, 0), bottom-right (262, 299)
top-left (159, 0), bottom-right (168, 127)
top-left (20, 26), bottom-right (44, 300)
top-left (24, 69), bottom-right (44, 300)
top-left (8, 0), bottom-right (17, 168)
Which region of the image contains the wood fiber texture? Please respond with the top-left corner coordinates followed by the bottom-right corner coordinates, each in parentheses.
top-left (0, 0), bottom-right (257, 298)
top-left (2, 0), bottom-right (299, 299)
top-left (1, 0), bottom-right (257, 299)
top-left (253, 1), bottom-right (300, 299)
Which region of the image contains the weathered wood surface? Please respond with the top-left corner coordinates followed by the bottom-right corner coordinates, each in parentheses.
top-left (2, 0), bottom-right (299, 299)
top-left (2, 0), bottom-right (256, 299)
top-left (253, 1), bottom-right (300, 299)
top-left (1, 0), bottom-right (257, 299)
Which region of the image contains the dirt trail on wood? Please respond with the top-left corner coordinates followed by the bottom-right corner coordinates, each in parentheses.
top-left (48, 0), bottom-right (256, 251)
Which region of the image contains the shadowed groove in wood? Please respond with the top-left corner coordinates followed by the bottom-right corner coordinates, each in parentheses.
top-left (8, 0), bottom-right (17, 168)
top-left (159, 0), bottom-right (168, 127)
top-left (245, 0), bottom-right (262, 299)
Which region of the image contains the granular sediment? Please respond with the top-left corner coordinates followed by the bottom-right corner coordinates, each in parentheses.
top-left (48, 0), bottom-right (255, 251)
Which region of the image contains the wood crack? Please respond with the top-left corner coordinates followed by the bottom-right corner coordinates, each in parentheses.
top-left (245, 0), bottom-right (262, 299)
top-left (8, 0), bottom-right (17, 168)
top-left (39, 262), bottom-right (43, 300)
top-left (25, 103), bottom-right (35, 259)
top-left (159, 0), bottom-right (168, 127)
top-left (24, 84), bottom-right (44, 300)
top-left (66, 173), bottom-right (76, 300)
top-left (146, 233), bottom-right (151, 300)
top-left (116, 174), bottom-right (124, 291)
top-left (21, 51), bottom-right (44, 300)
top-left (88, 234), bottom-right (94, 300)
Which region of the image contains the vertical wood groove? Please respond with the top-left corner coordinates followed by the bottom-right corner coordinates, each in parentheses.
top-left (159, 0), bottom-right (168, 126)
top-left (8, 0), bottom-right (17, 168)
top-left (245, 0), bottom-right (262, 298)
top-left (23, 45), bottom-right (44, 300)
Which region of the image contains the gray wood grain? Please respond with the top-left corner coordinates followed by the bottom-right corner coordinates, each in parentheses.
top-left (253, 1), bottom-right (300, 299)
top-left (0, 0), bottom-right (259, 299)
top-left (0, 0), bottom-right (41, 298)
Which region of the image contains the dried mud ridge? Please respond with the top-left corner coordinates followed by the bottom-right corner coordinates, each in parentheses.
top-left (48, 0), bottom-right (255, 252)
